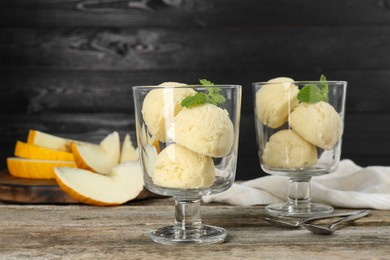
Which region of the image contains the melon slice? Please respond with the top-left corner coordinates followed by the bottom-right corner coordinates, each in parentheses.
top-left (7, 157), bottom-right (76, 179)
top-left (54, 161), bottom-right (144, 206)
top-left (27, 129), bottom-right (79, 152)
top-left (14, 141), bottom-right (74, 161)
top-left (120, 134), bottom-right (139, 163)
top-left (71, 131), bottom-right (120, 174)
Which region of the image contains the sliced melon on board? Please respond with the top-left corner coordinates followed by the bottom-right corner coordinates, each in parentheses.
top-left (14, 141), bottom-right (74, 161)
top-left (71, 131), bottom-right (120, 174)
top-left (7, 157), bottom-right (76, 179)
top-left (54, 161), bottom-right (144, 206)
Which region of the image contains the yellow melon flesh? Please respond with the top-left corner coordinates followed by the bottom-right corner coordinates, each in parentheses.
top-left (54, 161), bottom-right (144, 206)
top-left (27, 130), bottom-right (78, 152)
top-left (71, 131), bottom-right (120, 174)
top-left (120, 134), bottom-right (139, 163)
top-left (14, 141), bottom-right (74, 161)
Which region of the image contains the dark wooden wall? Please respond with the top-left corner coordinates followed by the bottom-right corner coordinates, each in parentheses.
top-left (1, 0), bottom-right (389, 180)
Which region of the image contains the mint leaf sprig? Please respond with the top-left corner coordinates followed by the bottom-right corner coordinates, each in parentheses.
top-left (199, 79), bottom-right (214, 86)
top-left (181, 79), bottom-right (226, 108)
top-left (297, 74), bottom-right (329, 104)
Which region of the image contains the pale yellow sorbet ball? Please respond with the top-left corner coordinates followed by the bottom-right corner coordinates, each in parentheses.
top-left (262, 130), bottom-right (318, 169)
top-left (169, 103), bottom-right (234, 158)
top-left (256, 77), bottom-right (299, 128)
top-left (289, 101), bottom-right (341, 150)
top-left (141, 82), bottom-right (196, 142)
top-left (153, 144), bottom-right (216, 189)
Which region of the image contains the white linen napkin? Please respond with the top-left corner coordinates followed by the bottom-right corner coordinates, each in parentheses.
top-left (203, 160), bottom-right (390, 210)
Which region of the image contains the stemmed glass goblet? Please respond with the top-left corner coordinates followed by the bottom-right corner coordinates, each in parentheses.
top-left (133, 83), bottom-right (241, 244)
top-left (253, 79), bottom-right (347, 217)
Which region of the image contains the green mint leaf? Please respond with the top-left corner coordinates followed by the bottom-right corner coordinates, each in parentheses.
top-left (297, 84), bottom-right (324, 104)
top-left (181, 92), bottom-right (207, 108)
top-left (181, 79), bottom-right (226, 108)
top-left (319, 74), bottom-right (329, 102)
top-left (207, 87), bottom-right (220, 95)
top-left (199, 79), bottom-right (215, 86)
top-left (207, 87), bottom-right (226, 105)
top-left (211, 92), bottom-right (226, 105)
top-left (320, 74), bottom-right (327, 83)
top-left (297, 75), bottom-right (329, 103)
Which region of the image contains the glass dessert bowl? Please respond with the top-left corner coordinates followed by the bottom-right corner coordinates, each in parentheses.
top-left (253, 77), bottom-right (347, 217)
top-left (133, 82), bottom-right (241, 244)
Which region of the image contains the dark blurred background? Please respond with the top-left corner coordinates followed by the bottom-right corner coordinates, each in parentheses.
top-left (0, 0), bottom-right (389, 180)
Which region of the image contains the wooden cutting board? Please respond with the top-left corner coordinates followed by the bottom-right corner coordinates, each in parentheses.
top-left (0, 170), bottom-right (79, 204)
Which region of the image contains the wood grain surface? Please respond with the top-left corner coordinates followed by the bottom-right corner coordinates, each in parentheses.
top-left (1, 69), bottom-right (390, 114)
top-left (1, 0), bottom-right (390, 180)
top-left (2, 27), bottom-right (390, 71)
top-left (2, 0), bottom-right (390, 27)
top-left (0, 170), bottom-right (79, 204)
top-left (0, 198), bottom-right (389, 259)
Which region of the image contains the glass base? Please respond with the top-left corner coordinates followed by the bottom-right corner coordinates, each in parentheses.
top-left (149, 225), bottom-right (227, 245)
top-left (266, 202), bottom-right (334, 218)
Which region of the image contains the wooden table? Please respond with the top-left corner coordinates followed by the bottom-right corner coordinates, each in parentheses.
top-left (0, 198), bottom-right (389, 259)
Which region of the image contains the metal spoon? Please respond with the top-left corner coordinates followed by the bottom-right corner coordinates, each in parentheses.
top-left (263, 217), bottom-right (301, 228)
top-left (300, 210), bottom-right (370, 234)
top-left (263, 210), bottom-right (370, 230)
top-left (262, 213), bottom-right (357, 229)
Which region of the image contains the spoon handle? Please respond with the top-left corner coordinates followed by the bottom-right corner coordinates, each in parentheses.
top-left (300, 210), bottom-right (367, 224)
top-left (329, 210), bottom-right (370, 230)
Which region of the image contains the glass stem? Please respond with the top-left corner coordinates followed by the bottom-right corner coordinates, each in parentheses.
top-left (174, 197), bottom-right (203, 235)
top-left (286, 177), bottom-right (312, 213)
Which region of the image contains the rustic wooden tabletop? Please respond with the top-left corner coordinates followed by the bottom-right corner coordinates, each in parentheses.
top-left (0, 198), bottom-right (389, 259)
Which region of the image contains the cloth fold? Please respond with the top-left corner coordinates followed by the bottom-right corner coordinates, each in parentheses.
top-left (203, 160), bottom-right (390, 210)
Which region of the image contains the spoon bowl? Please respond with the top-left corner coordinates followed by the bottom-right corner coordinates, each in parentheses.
top-left (300, 210), bottom-right (370, 234)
